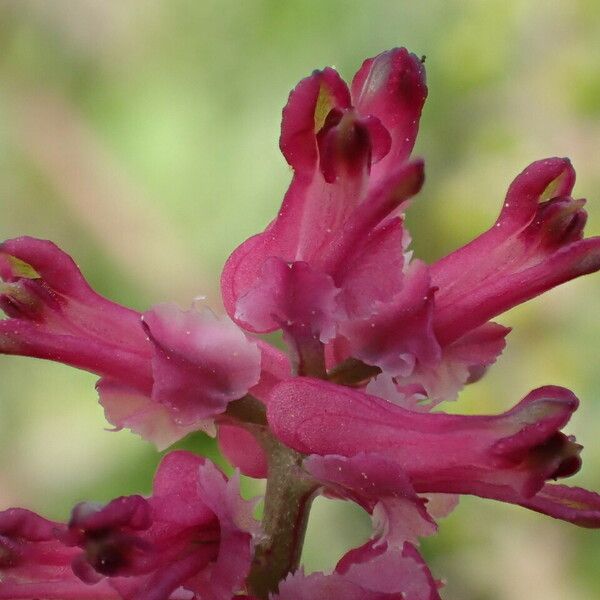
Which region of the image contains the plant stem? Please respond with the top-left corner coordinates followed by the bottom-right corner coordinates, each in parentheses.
top-left (327, 357), bottom-right (380, 386)
top-left (246, 433), bottom-right (318, 599)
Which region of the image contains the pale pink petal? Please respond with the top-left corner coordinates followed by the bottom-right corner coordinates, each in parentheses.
top-left (421, 494), bottom-right (460, 520)
top-left (275, 541), bottom-right (440, 600)
top-left (394, 322), bottom-right (511, 405)
top-left (304, 453), bottom-right (437, 546)
top-left (366, 374), bottom-right (427, 411)
top-left (338, 261), bottom-right (440, 377)
top-left (192, 464), bottom-right (259, 600)
top-left (143, 303), bottom-right (261, 426)
top-left (97, 379), bottom-right (203, 450)
top-left (336, 541), bottom-right (441, 600)
top-left (274, 569), bottom-right (402, 600)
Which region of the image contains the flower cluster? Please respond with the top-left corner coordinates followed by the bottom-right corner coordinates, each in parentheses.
top-left (1, 48), bottom-right (600, 599)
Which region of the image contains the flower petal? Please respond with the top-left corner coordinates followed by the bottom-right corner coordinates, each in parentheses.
top-left (513, 483), bottom-right (600, 527)
top-left (142, 303), bottom-right (261, 426)
top-left (0, 321), bottom-right (153, 392)
top-left (391, 322), bottom-right (511, 406)
top-left (97, 378), bottom-right (203, 450)
top-left (280, 67), bottom-right (351, 173)
top-left (332, 217), bottom-right (408, 318)
top-left (221, 75), bottom-right (400, 326)
top-left (351, 48), bottom-right (427, 186)
top-left (250, 340), bottom-right (292, 404)
top-left (150, 451), bottom-right (217, 526)
top-left (304, 453), bottom-right (437, 546)
top-left (338, 260), bottom-right (440, 376)
top-left (234, 258), bottom-right (339, 339)
top-left (0, 237), bottom-right (152, 388)
top-left (55, 452), bottom-right (257, 600)
top-left (275, 541), bottom-right (440, 600)
top-left (217, 424), bottom-right (268, 479)
top-left (192, 464), bottom-right (259, 600)
top-left (0, 237), bottom-right (148, 353)
top-left (0, 508), bottom-right (118, 600)
top-left (336, 541), bottom-right (442, 600)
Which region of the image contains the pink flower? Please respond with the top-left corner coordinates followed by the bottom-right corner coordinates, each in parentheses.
top-left (221, 49), bottom-right (429, 375)
top-left (221, 49), bottom-right (600, 411)
top-left (431, 157), bottom-right (597, 345)
top-left (267, 377), bottom-right (600, 526)
top-left (0, 452), bottom-right (258, 600)
top-left (0, 237), bottom-right (153, 389)
top-left (0, 508), bottom-right (119, 600)
top-left (0, 237), bottom-right (280, 449)
top-left (2, 47), bottom-right (600, 600)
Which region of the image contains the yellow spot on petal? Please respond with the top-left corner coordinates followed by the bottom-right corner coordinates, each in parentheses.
top-left (314, 84), bottom-right (334, 132)
top-left (4, 255), bottom-right (40, 279)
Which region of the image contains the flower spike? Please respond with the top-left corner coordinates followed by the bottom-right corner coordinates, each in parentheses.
top-left (2, 47), bottom-right (600, 600)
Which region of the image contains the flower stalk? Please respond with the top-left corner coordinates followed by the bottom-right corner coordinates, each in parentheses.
top-left (247, 432), bottom-right (317, 599)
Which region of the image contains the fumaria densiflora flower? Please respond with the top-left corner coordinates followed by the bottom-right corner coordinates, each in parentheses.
top-left (1, 48), bottom-right (600, 599)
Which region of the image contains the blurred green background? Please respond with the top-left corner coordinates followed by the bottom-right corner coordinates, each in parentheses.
top-left (1, 1), bottom-right (600, 598)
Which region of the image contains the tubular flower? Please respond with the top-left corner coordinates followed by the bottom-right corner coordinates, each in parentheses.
top-left (0, 508), bottom-right (120, 600)
top-left (2, 47), bottom-right (600, 600)
top-left (0, 237), bottom-right (279, 448)
top-left (1, 452), bottom-right (258, 600)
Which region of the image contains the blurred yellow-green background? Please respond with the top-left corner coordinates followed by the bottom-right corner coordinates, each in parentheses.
top-left (1, 1), bottom-right (600, 598)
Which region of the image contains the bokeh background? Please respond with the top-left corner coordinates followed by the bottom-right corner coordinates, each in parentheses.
top-left (1, 1), bottom-right (600, 598)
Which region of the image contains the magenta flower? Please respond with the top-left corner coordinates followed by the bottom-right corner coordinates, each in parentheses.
top-left (0, 237), bottom-right (284, 449)
top-left (2, 47), bottom-right (600, 599)
top-left (1, 451), bottom-right (257, 600)
top-left (267, 379), bottom-right (593, 522)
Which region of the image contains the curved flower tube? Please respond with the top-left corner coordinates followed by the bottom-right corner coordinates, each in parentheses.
top-left (266, 377), bottom-right (600, 524)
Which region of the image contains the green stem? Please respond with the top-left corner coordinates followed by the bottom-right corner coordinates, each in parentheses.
top-left (327, 357), bottom-right (380, 386)
top-left (246, 433), bottom-right (318, 599)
